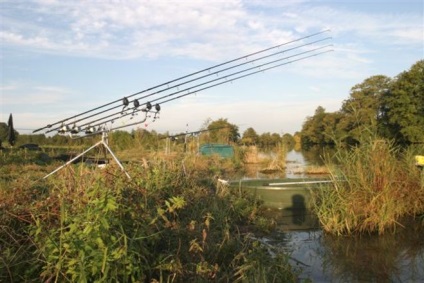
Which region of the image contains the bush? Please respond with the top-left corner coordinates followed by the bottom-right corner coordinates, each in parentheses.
top-left (1, 153), bottom-right (298, 282)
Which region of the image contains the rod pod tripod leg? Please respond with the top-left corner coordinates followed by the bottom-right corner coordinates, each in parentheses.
top-left (43, 131), bottom-right (131, 179)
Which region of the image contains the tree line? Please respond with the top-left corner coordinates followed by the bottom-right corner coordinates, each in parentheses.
top-left (300, 60), bottom-right (424, 145)
top-left (11, 59), bottom-right (421, 150)
top-left (0, 118), bottom-right (296, 151)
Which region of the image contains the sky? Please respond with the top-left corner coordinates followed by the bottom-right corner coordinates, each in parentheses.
top-left (1, 0), bottom-right (423, 137)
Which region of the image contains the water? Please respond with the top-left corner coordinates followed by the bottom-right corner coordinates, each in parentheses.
top-left (268, 213), bottom-right (424, 282)
top-left (242, 149), bottom-right (424, 282)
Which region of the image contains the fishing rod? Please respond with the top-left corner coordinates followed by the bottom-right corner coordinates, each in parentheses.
top-left (55, 44), bottom-right (333, 137)
top-left (34, 30), bottom-right (331, 134)
top-left (69, 48), bottom-right (333, 138)
top-left (157, 49), bottom-right (333, 106)
top-left (149, 46), bottom-right (333, 105)
top-left (44, 36), bottom-right (331, 134)
top-left (163, 126), bottom-right (231, 140)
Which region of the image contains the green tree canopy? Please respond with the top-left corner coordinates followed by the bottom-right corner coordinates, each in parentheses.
top-left (341, 75), bottom-right (391, 142)
top-left (380, 60), bottom-right (424, 143)
top-left (207, 118), bottom-right (240, 144)
top-left (300, 60), bottom-right (424, 145)
top-left (241, 127), bottom-right (259, 145)
top-left (300, 106), bottom-right (328, 144)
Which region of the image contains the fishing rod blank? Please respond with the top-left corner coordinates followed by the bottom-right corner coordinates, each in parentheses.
top-left (62, 45), bottom-right (332, 136)
top-left (44, 35), bottom-right (331, 134)
top-left (71, 47), bottom-right (333, 137)
top-left (34, 30), bottom-right (331, 134)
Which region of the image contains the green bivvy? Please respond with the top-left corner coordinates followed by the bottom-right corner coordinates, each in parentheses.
top-left (199, 144), bottom-right (234, 158)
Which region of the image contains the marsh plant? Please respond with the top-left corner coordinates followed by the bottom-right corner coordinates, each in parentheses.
top-left (1, 153), bottom-right (298, 282)
top-left (312, 136), bottom-right (424, 235)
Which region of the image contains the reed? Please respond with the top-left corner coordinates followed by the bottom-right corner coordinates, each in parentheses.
top-left (311, 136), bottom-right (424, 235)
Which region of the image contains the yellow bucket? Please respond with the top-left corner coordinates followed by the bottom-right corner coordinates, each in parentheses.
top-left (415, 155), bottom-right (424, 166)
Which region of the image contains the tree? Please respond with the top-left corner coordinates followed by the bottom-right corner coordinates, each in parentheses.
top-left (380, 60), bottom-right (424, 143)
top-left (241, 127), bottom-right (259, 145)
top-left (300, 106), bottom-right (327, 144)
top-left (0, 123), bottom-right (8, 146)
top-left (281, 133), bottom-right (295, 148)
top-left (0, 122), bottom-right (19, 147)
top-left (340, 75), bottom-right (391, 142)
top-left (110, 130), bottom-right (134, 150)
top-left (207, 118), bottom-right (240, 144)
top-left (257, 132), bottom-right (281, 150)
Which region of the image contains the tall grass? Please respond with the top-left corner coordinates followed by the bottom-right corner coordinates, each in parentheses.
top-left (311, 136), bottom-right (424, 235)
top-left (1, 152), bottom-right (298, 282)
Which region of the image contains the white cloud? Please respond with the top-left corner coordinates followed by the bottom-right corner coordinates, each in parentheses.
top-left (2, 83), bottom-right (70, 105)
top-left (4, 0), bottom-right (420, 60)
top-left (1, 0), bottom-right (422, 135)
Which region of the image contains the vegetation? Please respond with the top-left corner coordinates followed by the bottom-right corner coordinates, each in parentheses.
top-left (1, 56), bottom-right (423, 282)
top-left (301, 60), bottom-right (424, 145)
top-left (0, 150), bottom-right (299, 282)
top-left (311, 134), bottom-right (424, 235)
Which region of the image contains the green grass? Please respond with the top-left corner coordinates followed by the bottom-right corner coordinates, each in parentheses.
top-left (311, 137), bottom-right (424, 235)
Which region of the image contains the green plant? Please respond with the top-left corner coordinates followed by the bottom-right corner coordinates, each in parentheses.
top-left (0, 152), bottom-right (299, 282)
top-left (312, 136), bottom-right (424, 235)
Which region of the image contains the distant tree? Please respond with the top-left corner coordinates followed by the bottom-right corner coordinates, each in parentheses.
top-left (17, 134), bottom-right (47, 146)
top-left (241, 127), bottom-right (259, 145)
top-left (110, 130), bottom-right (134, 150)
top-left (301, 106), bottom-right (327, 144)
top-left (380, 60), bottom-right (424, 143)
top-left (0, 122), bottom-right (8, 146)
top-left (271, 133), bottom-right (281, 146)
top-left (207, 118), bottom-right (240, 144)
top-left (340, 75), bottom-right (391, 143)
top-left (49, 134), bottom-right (71, 146)
top-left (281, 133), bottom-right (295, 147)
top-left (257, 132), bottom-right (281, 150)
top-left (0, 122), bottom-right (19, 146)
top-left (299, 60), bottom-right (423, 145)
top-left (322, 111), bottom-right (348, 144)
top-left (300, 107), bottom-right (347, 145)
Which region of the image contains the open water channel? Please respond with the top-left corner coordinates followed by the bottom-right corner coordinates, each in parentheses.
top-left (239, 150), bottom-right (424, 282)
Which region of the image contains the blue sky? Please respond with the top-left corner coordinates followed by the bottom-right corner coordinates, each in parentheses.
top-left (1, 0), bottom-right (423, 136)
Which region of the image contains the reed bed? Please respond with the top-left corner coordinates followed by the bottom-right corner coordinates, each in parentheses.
top-left (1, 151), bottom-right (298, 282)
top-left (311, 137), bottom-right (424, 235)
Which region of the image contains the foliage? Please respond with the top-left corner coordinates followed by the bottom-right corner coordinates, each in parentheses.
top-left (341, 75), bottom-right (391, 142)
top-left (281, 133), bottom-right (295, 148)
top-left (241, 127), bottom-right (259, 145)
top-left (1, 152), bottom-right (298, 282)
top-left (301, 106), bottom-right (342, 145)
top-left (380, 60), bottom-right (424, 143)
top-left (0, 122), bottom-right (19, 147)
top-left (258, 132), bottom-right (282, 151)
top-left (301, 60), bottom-right (424, 145)
top-left (207, 118), bottom-right (240, 144)
top-left (311, 134), bottom-right (424, 235)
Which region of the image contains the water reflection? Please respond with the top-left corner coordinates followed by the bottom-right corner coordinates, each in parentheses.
top-left (320, 222), bottom-right (424, 282)
top-left (239, 148), bottom-right (424, 282)
top-left (287, 194), bottom-right (306, 225)
top-left (269, 221), bottom-right (424, 282)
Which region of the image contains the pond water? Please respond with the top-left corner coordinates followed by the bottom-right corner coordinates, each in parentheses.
top-left (240, 149), bottom-right (424, 282)
top-left (264, 208), bottom-right (424, 282)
